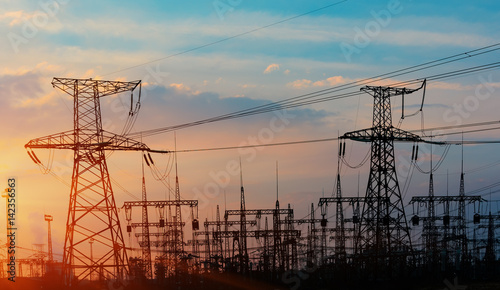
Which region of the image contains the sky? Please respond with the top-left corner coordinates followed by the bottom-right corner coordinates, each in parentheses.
top-left (1, 0), bottom-right (500, 262)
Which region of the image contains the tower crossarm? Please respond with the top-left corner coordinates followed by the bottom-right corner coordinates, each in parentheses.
top-left (52, 77), bottom-right (141, 98)
top-left (194, 229), bottom-right (301, 238)
top-left (123, 200), bottom-right (197, 207)
top-left (290, 219), bottom-right (323, 225)
top-left (225, 209), bottom-right (293, 217)
top-left (319, 196), bottom-right (390, 206)
top-left (204, 220), bottom-right (257, 227)
top-left (361, 84), bottom-right (424, 98)
top-left (131, 222), bottom-right (186, 228)
top-left (409, 195), bottom-right (484, 204)
top-left (25, 130), bottom-right (169, 153)
top-left (341, 126), bottom-right (422, 143)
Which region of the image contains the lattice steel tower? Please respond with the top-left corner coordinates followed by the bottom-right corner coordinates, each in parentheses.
top-left (342, 83), bottom-right (425, 278)
top-left (45, 214), bottom-right (54, 263)
top-left (25, 78), bottom-right (161, 286)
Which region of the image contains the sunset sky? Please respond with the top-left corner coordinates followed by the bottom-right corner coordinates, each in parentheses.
top-left (1, 0), bottom-right (500, 261)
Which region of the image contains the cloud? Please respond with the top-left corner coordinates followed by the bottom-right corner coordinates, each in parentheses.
top-left (287, 75), bottom-right (351, 89)
top-left (287, 79), bottom-right (312, 89)
top-left (284, 69), bottom-right (290, 75)
top-left (0, 10), bottom-right (33, 26)
top-left (312, 76), bottom-right (350, 87)
top-left (263, 63), bottom-right (280, 74)
top-left (169, 83), bottom-right (200, 95)
top-left (239, 84), bottom-right (257, 89)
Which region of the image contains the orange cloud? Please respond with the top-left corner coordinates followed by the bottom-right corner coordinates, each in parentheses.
top-left (0, 10), bottom-right (34, 26)
top-left (170, 83), bottom-right (200, 95)
top-left (287, 79), bottom-right (312, 89)
top-left (170, 83), bottom-right (191, 91)
top-left (313, 76), bottom-right (349, 87)
top-left (263, 63), bottom-right (280, 74)
top-left (239, 84), bottom-right (257, 89)
top-left (289, 75), bottom-right (351, 89)
top-left (15, 91), bottom-right (58, 108)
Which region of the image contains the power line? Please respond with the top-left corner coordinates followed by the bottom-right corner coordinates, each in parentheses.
top-left (103, 0), bottom-right (349, 76)
top-left (167, 125), bottom-right (500, 154)
top-left (127, 43), bottom-right (500, 138)
top-left (173, 136), bottom-right (340, 153)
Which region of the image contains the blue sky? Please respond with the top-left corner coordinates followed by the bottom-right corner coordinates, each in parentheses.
top-left (1, 0), bottom-right (500, 259)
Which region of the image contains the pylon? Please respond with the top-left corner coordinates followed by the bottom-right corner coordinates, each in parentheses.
top-left (25, 78), bottom-right (165, 286)
top-left (343, 83), bottom-right (425, 278)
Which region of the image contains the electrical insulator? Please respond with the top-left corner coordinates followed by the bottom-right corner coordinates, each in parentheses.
top-left (321, 218), bottom-right (327, 227)
top-left (443, 215), bottom-right (450, 226)
top-left (159, 218), bottom-right (165, 228)
top-left (127, 225), bottom-right (132, 233)
top-left (473, 213), bottom-right (480, 224)
top-left (411, 215), bottom-right (420, 226)
top-left (125, 206), bottom-right (132, 221)
top-left (192, 219), bottom-right (199, 231)
top-left (353, 215), bottom-right (359, 224)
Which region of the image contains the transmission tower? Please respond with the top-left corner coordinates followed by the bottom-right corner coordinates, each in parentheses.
top-left (335, 142), bottom-right (347, 265)
top-left (457, 143), bottom-right (467, 266)
top-left (44, 215), bottom-right (53, 263)
top-left (140, 160), bottom-right (152, 280)
top-left (239, 161), bottom-right (249, 273)
top-left (25, 77), bottom-right (167, 286)
top-left (342, 83), bottom-right (426, 278)
top-left (172, 148), bottom-right (185, 270)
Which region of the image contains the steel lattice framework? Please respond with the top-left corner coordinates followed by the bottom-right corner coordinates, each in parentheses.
top-left (25, 77), bottom-right (167, 286)
top-left (341, 84), bottom-right (425, 278)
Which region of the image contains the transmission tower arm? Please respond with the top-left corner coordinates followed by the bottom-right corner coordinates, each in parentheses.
top-left (361, 81), bottom-right (425, 98)
top-left (341, 126), bottom-right (422, 143)
top-left (25, 130), bottom-right (170, 153)
top-left (52, 77), bottom-right (141, 97)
